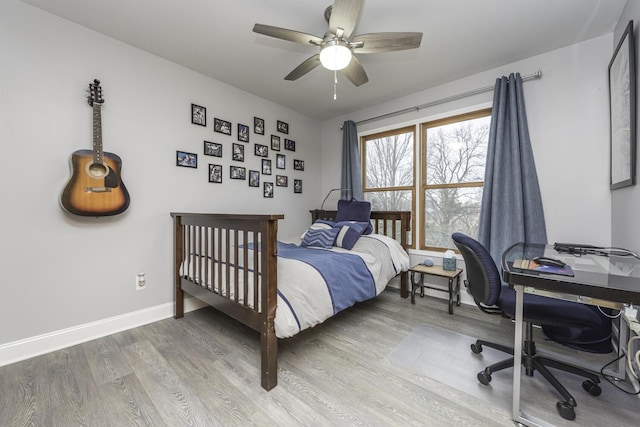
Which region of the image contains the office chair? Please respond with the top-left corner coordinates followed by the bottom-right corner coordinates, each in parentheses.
top-left (451, 232), bottom-right (608, 421)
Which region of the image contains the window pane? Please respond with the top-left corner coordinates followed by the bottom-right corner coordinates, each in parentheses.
top-left (426, 116), bottom-right (490, 185)
top-left (365, 190), bottom-right (412, 211)
top-left (365, 131), bottom-right (414, 188)
top-left (424, 187), bottom-right (482, 249)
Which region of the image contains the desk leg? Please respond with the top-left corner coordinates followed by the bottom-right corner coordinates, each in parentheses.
top-left (448, 278), bottom-right (454, 314)
top-left (512, 285), bottom-right (553, 427)
top-left (513, 285), bottom-right (524, 423)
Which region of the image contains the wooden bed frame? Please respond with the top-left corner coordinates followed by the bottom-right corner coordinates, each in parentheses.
top-left (171, 210), bottom-right (411, 390)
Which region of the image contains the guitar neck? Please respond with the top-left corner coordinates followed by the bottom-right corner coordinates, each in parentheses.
top-left (93, 103), bottom-right (103, 165)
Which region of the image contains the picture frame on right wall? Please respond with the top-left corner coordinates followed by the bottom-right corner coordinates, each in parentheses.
top-left (609, 20), bottom-right (636, 190)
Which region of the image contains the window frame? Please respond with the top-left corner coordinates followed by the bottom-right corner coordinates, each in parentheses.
top-left (419, 108), bottom-right (491, 251)
top-left (361, 125), bottom-right (417, 248)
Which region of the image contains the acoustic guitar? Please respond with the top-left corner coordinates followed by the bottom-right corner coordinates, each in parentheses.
top-left (61, 79), bottom-right (130, 216)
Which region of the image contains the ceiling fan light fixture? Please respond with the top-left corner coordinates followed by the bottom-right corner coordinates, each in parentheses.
top-left (319, 40), bottom-right (352, 71)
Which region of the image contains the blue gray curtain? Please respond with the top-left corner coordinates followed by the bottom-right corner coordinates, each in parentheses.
top-left (341, 120), bottom-right (363, 200)
top-left (478, 73), bottom-right (547, 268)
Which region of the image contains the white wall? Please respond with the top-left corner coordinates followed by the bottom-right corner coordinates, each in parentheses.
top-left (612, 1), bottom-right (640, 254)
top-left (0, 1), bottom-right (322, 349)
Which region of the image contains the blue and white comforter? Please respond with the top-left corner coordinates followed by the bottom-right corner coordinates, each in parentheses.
top-left (274, 234), bottom-right (409, 337)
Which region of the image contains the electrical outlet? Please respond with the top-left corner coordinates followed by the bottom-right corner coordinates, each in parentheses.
top-left (136, 272), bottom-right (146, 290)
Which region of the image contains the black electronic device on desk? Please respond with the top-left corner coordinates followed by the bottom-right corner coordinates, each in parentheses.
top-left (554, 242), bottom-right (640, 258)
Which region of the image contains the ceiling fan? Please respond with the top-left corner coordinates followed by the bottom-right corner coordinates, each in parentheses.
top-left (252, 0), bottom-right (423, 87)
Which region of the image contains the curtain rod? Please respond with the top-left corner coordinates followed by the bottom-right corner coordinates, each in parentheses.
top-left (344, 69), bottom-right (542, 128)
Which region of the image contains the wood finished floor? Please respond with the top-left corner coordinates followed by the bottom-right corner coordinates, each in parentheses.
top-left (0, 289), bottom-right (635, 426)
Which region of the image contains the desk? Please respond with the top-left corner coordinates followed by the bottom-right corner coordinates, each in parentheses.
top-left (409, 264), bottom-right (462, 314)
top-left (502, 242), bottom-right (640, 427)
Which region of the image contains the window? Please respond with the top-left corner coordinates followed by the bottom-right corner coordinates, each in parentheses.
top-left (360, 109), bottom-right (491, 251)
top-left (421, 109), bottom-right (491, 250)
top-left (361, 126), bottom-right (415, 245)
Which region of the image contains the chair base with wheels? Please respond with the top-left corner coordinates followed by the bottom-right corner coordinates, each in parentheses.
top-left (470, 323), bottom-right (601, 421)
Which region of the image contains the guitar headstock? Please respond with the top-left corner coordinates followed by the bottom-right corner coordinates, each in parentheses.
top-left (87, 79), bottom-right (104, 106)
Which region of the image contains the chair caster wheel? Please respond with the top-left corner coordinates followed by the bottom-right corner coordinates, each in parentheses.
top-left (477, 370), bottom-right (492, 385)
top-left (582, 379), bottom-right (602, 396)
top-left (556, 401), bottom-right (576, 420)
top-left (471, 343), bottom-right (483, 354)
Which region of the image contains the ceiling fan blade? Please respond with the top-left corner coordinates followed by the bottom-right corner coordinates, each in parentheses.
top-left (329, 0), bottom-right (364, 38)
top-left (351, 32), bottom-right (423, 53)
top-left (253, 24), bottom-right (323, 45)
top-left (342, 55), bottom-right (368, 86)
top-left (285, 54), bottom-right (322, 81)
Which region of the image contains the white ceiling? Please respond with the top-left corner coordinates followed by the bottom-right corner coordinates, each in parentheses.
top-left (20, 0), bottom-right (626, 120)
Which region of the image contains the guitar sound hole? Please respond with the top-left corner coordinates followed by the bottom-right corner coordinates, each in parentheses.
top-left (87, 163), bottom-right (108, 178)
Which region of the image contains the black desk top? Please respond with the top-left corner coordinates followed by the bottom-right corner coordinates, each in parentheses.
top-left (502, 242), bottom-right (640, 305)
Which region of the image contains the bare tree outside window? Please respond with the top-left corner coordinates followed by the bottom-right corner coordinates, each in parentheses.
top-left (422, 109), bottom-right (490, 250)
top-left (362, 126), bottom-right (415, 245)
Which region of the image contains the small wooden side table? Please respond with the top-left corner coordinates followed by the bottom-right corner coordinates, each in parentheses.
top-left (409, 264), bottom-right (463, 314)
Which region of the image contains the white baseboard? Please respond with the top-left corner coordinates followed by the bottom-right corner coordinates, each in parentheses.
top-left (0, 297), bottom-right (208, 367)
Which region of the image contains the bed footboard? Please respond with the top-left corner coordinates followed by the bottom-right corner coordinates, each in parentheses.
top-left (171, 212), bottom-right (283, 390)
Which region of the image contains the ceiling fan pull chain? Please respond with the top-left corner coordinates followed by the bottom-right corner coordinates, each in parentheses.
top-left (333, 70), bottom-right (338, 100)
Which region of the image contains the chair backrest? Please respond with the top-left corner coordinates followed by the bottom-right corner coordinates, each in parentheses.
top-left (451, 232), bottom-right (502, 306)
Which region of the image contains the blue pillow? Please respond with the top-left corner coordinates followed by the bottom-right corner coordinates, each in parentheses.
top-left (334, 225), bottom-right (362, 249)
top-left (335, 199), bottom-right (373, 234)
top-left (334, 220), bottom-right (368, 234)
top-left (300, 227), bottom-right (339, 249)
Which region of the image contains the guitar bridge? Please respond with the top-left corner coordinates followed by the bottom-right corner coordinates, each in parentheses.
top-left (85, 187), bottom-right (112, 193)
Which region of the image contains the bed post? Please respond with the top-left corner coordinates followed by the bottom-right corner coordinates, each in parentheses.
top-left (172, 213), bottom-right (185, 319)
top-left (261, 217), bottom-right (279, 390)
top-left (399, 211), bottom-right (411, 298)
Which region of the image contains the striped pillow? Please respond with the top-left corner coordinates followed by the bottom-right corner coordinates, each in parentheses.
top-left (300, 227), bottom-right (339, 249)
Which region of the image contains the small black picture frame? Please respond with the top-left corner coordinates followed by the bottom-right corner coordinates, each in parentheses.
top-left (254, 143), bottom-right (268, 157)
top-left (191, 104), bottom-right (206, 126)
top-left (277, 120), bottom-right (289, 134)
top-left (176, 150), bottom-right (197, 168)
top-left (204, 141), bottom-right (222, 157)
top-left (254, 117), bottom-right (265, 135)
top-left (276, 175), bottom-right (288, 187)
top-left (238, 123), bottom-right (249, 142)
top-left (271, 135), bottom-right (281, 151)
top-left (284, 139), bottom-right (296, 151)
top-left (294, 179), bottom-right (302, 194)
top-left (293, 159), bottom-right (304, 171)
top-left (276, 154), bottom-right (285, 169)
top-left (262, 159), bottom-right (272, 175)
top-left (230, 165), bottom-right (246, 180)
top-left (214, 117), bottom-right (232, 135)
top-left (249, 170), bottom-right (260, 187)
top-left (264, 182), bottom-right (274, 198)
top-left (232, 143), bottom-right (245, 162)
top-left (209, 164), bottom-right (222, 183)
